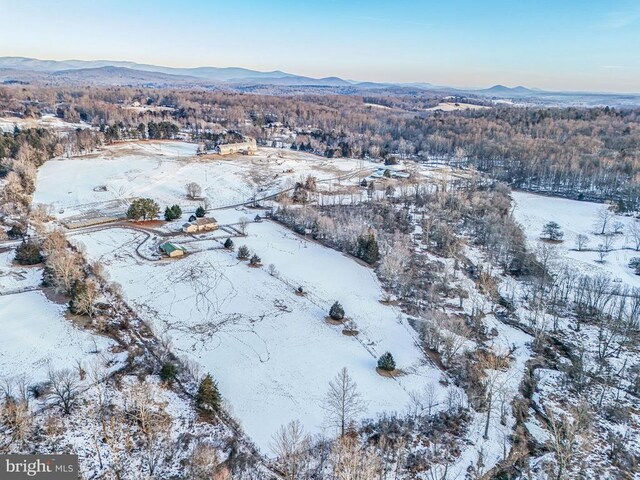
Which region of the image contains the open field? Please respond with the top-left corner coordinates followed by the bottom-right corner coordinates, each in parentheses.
top-left (75, 220), bottom-right (447, 451)
top-left (0, 289), bottom-right (117, 383)
top-left (512, 191), bottom-right (640, 288)
top-left (34, 141), bottom-right (377, 220)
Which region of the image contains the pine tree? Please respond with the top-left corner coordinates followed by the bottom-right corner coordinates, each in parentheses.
top-left (14, 239), bottom-right (43, 265)
top-left (356, 231), bottom-right (380, 264)
top-left (237, 245), bottom-right (250, 260)
top-left (224, 238), bottom-right (234, 250)
top-left (329, 301), bottom-right (345, 321)
top-left (196, 374), bottom-right (221, 412)
top-left (249, 253), bottom-right (261, 266)
top-left (377, 352), bottom-right (396, 371)
top-left (195, 206), bottom-right (206, 218)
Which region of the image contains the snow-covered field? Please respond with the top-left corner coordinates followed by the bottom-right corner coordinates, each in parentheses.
top-left (34, 141), bottom-right (376, 220)
top-left (75, 219), bottom-right (446, 451)
top-left (0, 114), bottom-right (89, 133)
top-left (0, 290), bottom-right (116, 383)
top-left (512, 191), bottom-right (640, 288)
top-left (0, 250), bottom-right (42, 292)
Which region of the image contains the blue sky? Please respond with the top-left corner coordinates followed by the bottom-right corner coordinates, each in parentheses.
top-left (0, 0), bottom-right (638, 92)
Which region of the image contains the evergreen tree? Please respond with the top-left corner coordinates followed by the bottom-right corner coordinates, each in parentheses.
top-left (164, 204), bottom-right (183, 221)
top-left (541, 221), bottom-right (564, 241)
top-left (329, 301), bottom-right (345, 321)
top-left (196, 374), bottom-right (221, 412)
top-left (14, 239), bottom-right (43, 265)
top-left (224, 238), bottom-right (234, 250)
top-left (195, 206), bottom-right (206, 218)
top-left (249, 253), bottom-right (261, 265)
top-left (356, 231), bottom-right (380, 264)
top-left (237, 245), bottom-right (250, 260)
top-left (377, 352), bottom-right (396, 371)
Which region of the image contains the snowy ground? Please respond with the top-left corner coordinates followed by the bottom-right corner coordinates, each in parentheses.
top-left (512, 191), bottom-right (640, 288)
top-left (34, 141), bottom-right (377, 220)
top-left (0, 290), bottom-right (117, 383)
top-left (0, 114), bottom-right (90, 133)
top-left (0, 250), bottom-right (42, 293)
top-left (74, 219), bottom-right (447, 452)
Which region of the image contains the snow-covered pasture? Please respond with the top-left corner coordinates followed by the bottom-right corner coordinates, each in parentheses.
top-left (512, 191), bottom-right (640, 289)
top-left (0, 114), bottom-right (89, 133)
top-left (75, 220), bottom-right (447, 452)
top-left (34, 141), bottom-right (374, 220)
top-left (0, 290), bottom-right (116, 383)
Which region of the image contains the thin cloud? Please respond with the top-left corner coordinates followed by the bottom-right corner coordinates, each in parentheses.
top-left (600, 1), bottom-right (640, 29)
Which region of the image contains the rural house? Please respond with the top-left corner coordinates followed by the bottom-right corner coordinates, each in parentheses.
top-left (182, 216), bottom-right (219, 233)
top-left (216, 138), bottom-right (257, 155)
top-left (160, 242), bottom-right (186, 258)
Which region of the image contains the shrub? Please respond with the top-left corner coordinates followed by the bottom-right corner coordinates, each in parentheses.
top-left (377, 352), bottom-right (396, 371)
top-left (7, 223), bottom-right (26, 239)
top-left (159, 362), bottom-right (178, 382)
top-left (629, 257), bottom-right (640, 275)
top-left (329, 301), bottom-right (345, 321)
top-left (224, 238), bottom-right (234, 250)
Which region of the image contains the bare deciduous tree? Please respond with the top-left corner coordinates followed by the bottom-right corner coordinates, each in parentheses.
top-left (47, 369), bottom-right (79, 415)
top-left (330, 435), bottom-right (381, 480)
top-left (271, 420), bottom-right (310, 479)
top-left (575, 234), bottom-right (589, 251)
top-left (595, 206), bottom-right (615, 235)
top-left (325, 368), bottom-right (365, 436)
top-left (186, 182), bottom-right (202, 199)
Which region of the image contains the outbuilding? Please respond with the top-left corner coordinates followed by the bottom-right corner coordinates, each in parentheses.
top-left (160, 242), bottom-right (186, 258)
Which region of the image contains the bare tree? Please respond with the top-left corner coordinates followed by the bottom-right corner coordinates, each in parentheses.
top-left (575, 234), bottom-right (589, 251)
top-left (271, 420), bottom-right (310, 479)
top-left (186, 182), bottom-right (202, 199)
top-left (238, 216), bottom-right (250, 235)
top-left (188, 442), bottom-right (231, 480)
top-left (627, 221), bottom-right (640, 251)
top-left (47, 369), bottom-right (79, 415)
top-left (545, 406), bottom-right (582, 480)
top-left (126, 382), bottom-right (173, 476)
top-left (330, 435), bottom-right (381, 480)
top-left (596, 243), bottom-right (608, 263)
top-left (325, 368), bottom-right (365, 436)
top-left (595, 206), bottom-right (615, 235)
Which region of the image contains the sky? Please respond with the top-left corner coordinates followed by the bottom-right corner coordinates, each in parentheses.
top-left (0, 0), bottom-right (639, 92)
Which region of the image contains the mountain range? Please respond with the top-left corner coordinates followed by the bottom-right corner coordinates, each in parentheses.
top-left (0, 57), bottom-right (637, 106)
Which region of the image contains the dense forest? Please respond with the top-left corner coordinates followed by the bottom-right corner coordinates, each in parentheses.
top-left (1, 85), bottom-right (639, 209)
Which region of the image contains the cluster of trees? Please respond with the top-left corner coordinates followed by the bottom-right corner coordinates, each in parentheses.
top-left (164, 204), bottom-right (182, 221)
top-left (0, 127), bottom-right (100, 220)
top-left (4, 85), bottom-right (638, 208)
top-left (102, 121), bottom-right (179, 143)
